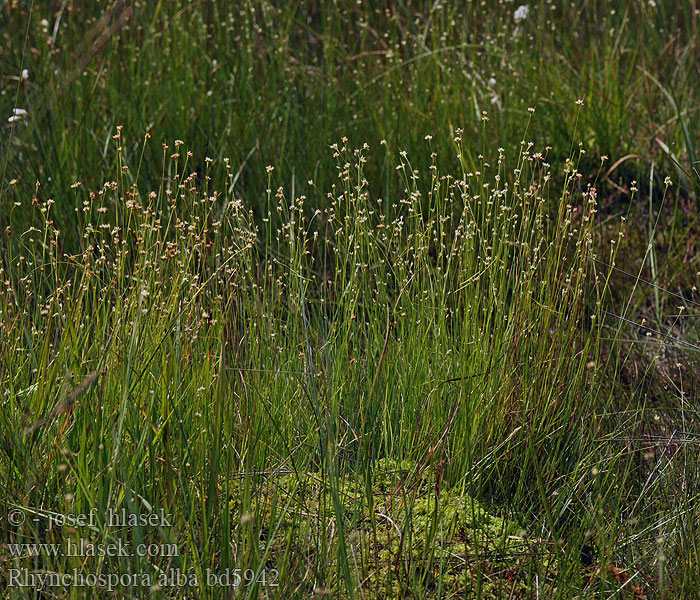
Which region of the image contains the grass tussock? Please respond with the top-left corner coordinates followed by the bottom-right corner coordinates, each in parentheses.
top-left (2, 126), bottom-right (697, 598)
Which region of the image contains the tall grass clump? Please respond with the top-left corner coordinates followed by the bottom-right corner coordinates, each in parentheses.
top-left (3, 108), bottom-right (697, 599)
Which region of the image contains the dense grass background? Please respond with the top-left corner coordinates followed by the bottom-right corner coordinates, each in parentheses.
top-left (1, 1), bottom-right (699, 598)
top-left (2, 1), bottom-right (699, 228)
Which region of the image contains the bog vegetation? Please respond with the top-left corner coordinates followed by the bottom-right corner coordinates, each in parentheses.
top-left (1, 1), bottom-right (699, 598)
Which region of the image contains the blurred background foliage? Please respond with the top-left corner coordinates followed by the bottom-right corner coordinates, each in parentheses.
top-left (1, 0), bottom-right (698, 247)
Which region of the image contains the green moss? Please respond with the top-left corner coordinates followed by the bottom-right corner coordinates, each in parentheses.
top-left (229, 460), bottom-right (557, 597)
